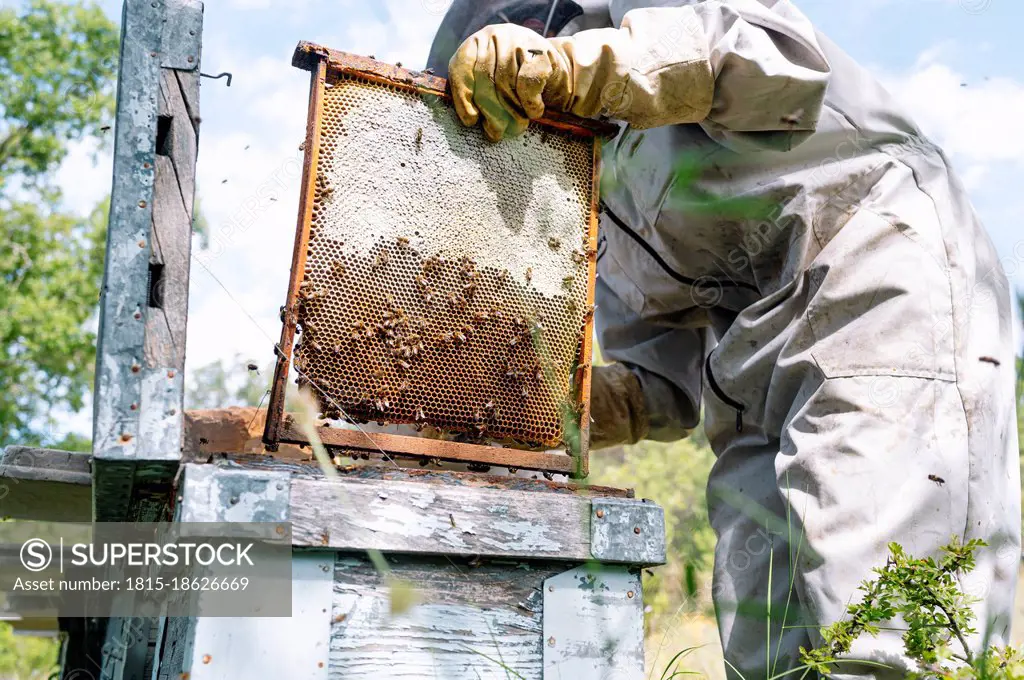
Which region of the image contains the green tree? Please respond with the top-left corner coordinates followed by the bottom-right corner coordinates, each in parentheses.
top-left (1, 198), bottom-right (107, 445)
top-left (0, 0), bottom-right (119, 447)
top-left (0, 0), bottom-right (119, 183)
top-left (0, 623), bottom-right (58, 680)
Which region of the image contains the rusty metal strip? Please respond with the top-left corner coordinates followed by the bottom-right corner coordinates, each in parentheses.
top-left (264, 59), bottom-right (327, 450)
top-left (277, 423), bottom-right (576, 476)
top-left (291, 41), bottom-right (619, 140)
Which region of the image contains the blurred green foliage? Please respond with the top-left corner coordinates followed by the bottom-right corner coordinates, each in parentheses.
top-left (0, 624), bottom-right (58, 680)
top-left (0, 0), bottom-right (118, 448)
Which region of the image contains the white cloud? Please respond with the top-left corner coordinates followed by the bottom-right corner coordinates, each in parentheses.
top-left (882, 60), bottom-right (1024, 166)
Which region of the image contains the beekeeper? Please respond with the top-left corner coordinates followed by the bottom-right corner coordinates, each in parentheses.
top-left (429, 0), bottom-right (1020, 676)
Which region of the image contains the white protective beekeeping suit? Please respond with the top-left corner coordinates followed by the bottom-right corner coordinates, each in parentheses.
top-left (428, 1), bottom-right (1021, 676)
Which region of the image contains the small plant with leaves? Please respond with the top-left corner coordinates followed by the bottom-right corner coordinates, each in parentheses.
top-left (801, 537), bottom-right (1024, 679)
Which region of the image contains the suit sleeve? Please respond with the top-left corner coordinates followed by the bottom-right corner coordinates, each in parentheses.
top-left (594, 277), bottom-right (706, 444)
top-left (562, 0), bottom-right (830, 149)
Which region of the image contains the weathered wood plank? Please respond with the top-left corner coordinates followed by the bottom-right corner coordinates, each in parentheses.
top-left (208, 455), bottom-right (633, 498)
top-left (329, 555), bottom-right (560, 679)
top-left (289, 476), bottom-right (593, 560)
top-left (0, 447), bottom-right (91, 521)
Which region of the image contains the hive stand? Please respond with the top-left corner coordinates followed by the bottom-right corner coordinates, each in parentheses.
top-left (0, 1), bottom-right (669, 678)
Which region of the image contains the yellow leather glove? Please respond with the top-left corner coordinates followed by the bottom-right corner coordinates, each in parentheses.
top-left (448, 8), bottom-right (715, 141)
top-left (588, 363), bottom-right (650, 449)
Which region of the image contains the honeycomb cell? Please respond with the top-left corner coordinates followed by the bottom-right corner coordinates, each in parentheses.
top-left (291, 70), bottom-right (597, 448)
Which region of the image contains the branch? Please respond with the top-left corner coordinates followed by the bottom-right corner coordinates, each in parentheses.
top-left (923, 587), bottom-right (974, 666)
top-left (0, 125), bottom-right (29, 174)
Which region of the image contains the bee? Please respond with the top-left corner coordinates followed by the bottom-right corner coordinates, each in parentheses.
top-left (472, 310), bottom-right (490, 322)
top-left (397, 236), bottom-right (410, 248)
top-left (331, 260), bottom-right (346, 277)
top-left (562, 275), bottom-right (574, 288)
top-left (548, 237), bottom-right (561, 249)
top-left (463, 282), bottom-right (478, 297)
top-left (352, 321), bottom-right (367, 331)
top-left (520, 386), bottom-right (530, 399)
top-left (483, 400), bottom-right (496, 415)
top-left (396, 359), bottom-right (412, 371)
top-left (583, 304), bottom-right (595, 321)
top-left (247, 362), bottom-right (259, 372)
top-left (508, 336), bottom-right (520, 348)
top-left (571, 250), bottom-right (586, 265)
top-left (567, 299), bottom-right (578, 312)
top-left (415, 127), bottom-right (423, 150)
top-left (375, 399), bottom-right (388, 412)
top-left (423, 289), bottom-right (435, 305)
top-left (454, 330), bottom-right (467, 344)
top-left (415, 405), bottom-right (426, 422)
top-left (525, 267), bottom-right (533, 283)
top-left (497, 269), bottom-right (510, 285)
top-left (398, 380), bottom-right (411, 393)
top-left (438, 332), bottom-right (453, 345)
top-left (332, 344), bottom-right (342, 355)
top-left (372, 367), bottom-right (384, 379)
top-left (373, 250), bottom-right (390, 269)
top-left (505, 370), bottom-right (523, 380)
top-left (461, 323), bottom-right (474, 336)
top-left (415, 274), bottom-right (428, 288)
top-left (423, 255), bottom-right (441, 273)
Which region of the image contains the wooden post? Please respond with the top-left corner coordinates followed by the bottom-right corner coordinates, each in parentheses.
top-left (92, 0), bottom-right (203, 523)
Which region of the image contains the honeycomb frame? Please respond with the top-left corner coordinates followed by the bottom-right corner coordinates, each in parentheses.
top-left (264, 43), bottom-right (611, 478)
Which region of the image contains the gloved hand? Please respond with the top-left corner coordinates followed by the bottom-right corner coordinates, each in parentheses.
top-left (588, 363), bottom-right (650, 449)
top-left (448, 8), bottom-right (715, 141)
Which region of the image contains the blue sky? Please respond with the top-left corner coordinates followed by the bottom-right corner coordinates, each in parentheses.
top-left (8, 0), bottom-right (1024, 416)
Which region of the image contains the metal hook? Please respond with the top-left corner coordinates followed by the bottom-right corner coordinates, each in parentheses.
top-left (200, 71), bottom-right (233, 87)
